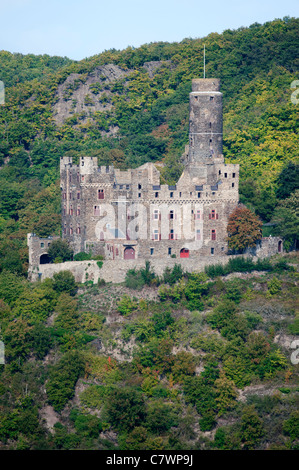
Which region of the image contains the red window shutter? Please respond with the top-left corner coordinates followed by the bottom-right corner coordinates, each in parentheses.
top-left (216, 213), bottom-right (219, 219)
top-left (159, 234), bottom-right (161, 240)
top-left (209, 214), bottom-right (211, 219)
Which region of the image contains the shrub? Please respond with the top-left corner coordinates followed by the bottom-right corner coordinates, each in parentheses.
top-left (52, 270), bottom-right (77, 296)
top-left (273, 259), bottom-right (294, 273)
top-left (125, 262), bottom-right (157, 290)
top-left (184, 273), bottom-right (210, 311)
top-left (224, 278), bottom-right (243, 304)
top-left (240, 405), bottom-right (265, 449)
top-left (146, 400), bottom-right (179, 433)
top-left (117, 295), bottom-right (138, 316)
top-left (125, 269), bottom-right (146, 290)
top-left (205, 263), bottom-right (227, 278)
top-left (48, 239), bottom-right (73, 263)
top-left (162, 264), bottom-right (184, 285)
top-left (73, 252), bottom-right (91, 261)
top-left (199, 411), bottom-right (217, 431)
top-left (267, 276), bottom-right (282, 295)
top-left (79, 385), bottom-right (107, 409)
top-left (31, 323), bottom-right (52, 359)
top-left (46, 351), bottom-right (85, 412)
top-left (105, 387), bottom-right (146, 432)
top-left (282, 411), bottom-right (299, 440)
top-left (69, 409), bottom-right (102, 437)
top-left (171, 351), bottom-right (196, 383)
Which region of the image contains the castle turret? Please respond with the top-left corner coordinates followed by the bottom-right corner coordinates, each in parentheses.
top-left (188, 78), bottom-right (223, 164)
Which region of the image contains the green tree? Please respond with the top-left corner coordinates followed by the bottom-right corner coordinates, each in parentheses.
top-left (271, 190), bottom-right (299, 251)
top-left (240, 405), bottom-right (264, 449)
top-left (105, 387), bottom-right (146, 432)
top-left (276, 162), bottom-right (299, 200)
top-left (146, 400), bottom-right (178, 434)
top-left (282, 411), bottom-right (299, 440)
top-left (3, 318), bottom-right (33, 364)
top-left (52, 270), bottom-right (77, 296)
top-left (46, 351), bottom-right (85, 411)
top-left (31, 323), bottom-right (52, 359)
top-left (54, 293), bottom-right (79, 331)
top-left (47, 239), bottom-right (73, 263)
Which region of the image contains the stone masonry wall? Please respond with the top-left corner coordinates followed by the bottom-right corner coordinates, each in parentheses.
top-left (29, 236), bottom-right (283, 284)
top-left (29, 256), bottom-right (234, 284)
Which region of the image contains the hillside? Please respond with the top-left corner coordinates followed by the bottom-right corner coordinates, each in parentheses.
top-left (0, 253), bottom-right (298, 450)
top-left (0, 17), bottom-right (298, 451)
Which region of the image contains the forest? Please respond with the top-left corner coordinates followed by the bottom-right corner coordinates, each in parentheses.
top-left (0, 17), bottom-right (298, 450)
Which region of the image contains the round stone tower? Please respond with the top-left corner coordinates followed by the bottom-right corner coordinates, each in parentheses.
top-left (188, 78), bottom-right (223, 164)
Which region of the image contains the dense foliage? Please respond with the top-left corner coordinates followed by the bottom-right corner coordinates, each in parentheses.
top-left (0, 17), bottom-right (298, 451)
top-left (0, 252), bottom-right (298, 450)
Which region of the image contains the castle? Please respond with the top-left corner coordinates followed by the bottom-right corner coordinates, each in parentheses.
top-left (27, 78), bottom-right (282, 281)
top-left (59, 78), bottom-right (239, 260)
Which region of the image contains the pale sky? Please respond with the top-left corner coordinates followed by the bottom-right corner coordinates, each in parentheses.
top-left (0, 0), bottom-right (298, 60)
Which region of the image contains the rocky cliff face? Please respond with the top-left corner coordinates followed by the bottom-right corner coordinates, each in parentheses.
top-left (52, 64), bottom-right (131, 129)
top-left (52, 61), bottom-right (170, 133)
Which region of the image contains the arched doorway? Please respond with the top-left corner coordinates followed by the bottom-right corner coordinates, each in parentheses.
top-left (40, 253), bottom-right (51, 264)
top-left (278, 240), bottom-right (282, 253)
top-left (124, 246), bottom-right (135, 260)
top-left (180, 248), bottom-right (189, 258)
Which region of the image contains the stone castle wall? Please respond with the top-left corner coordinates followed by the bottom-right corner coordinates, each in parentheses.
top-left (28, 236), bottom-right (283, 284)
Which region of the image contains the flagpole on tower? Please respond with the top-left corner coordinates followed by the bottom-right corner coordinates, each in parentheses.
top-left (203, 44), bottom-right (206, 79)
